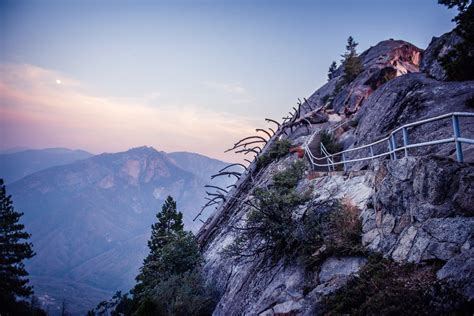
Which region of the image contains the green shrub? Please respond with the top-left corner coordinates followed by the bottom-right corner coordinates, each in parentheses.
top-left (303, 197), bottom-right (365, 268)
top-left (272, 160), bottom-right (305, 190)
top-left (146, 270), bottom-right (219, 316)
top-left (320, 131), bottom-right (342, 154)
top-left (322, 254), bottom-right (472, 315)
top-left (257, 139), bottom-right (292, 170)
top-left (348, 117), bottom-right (359, 128)
top-left (324, 198), bottom-right (364, 255)
top-left (223, 160), bottom-right (310, 261)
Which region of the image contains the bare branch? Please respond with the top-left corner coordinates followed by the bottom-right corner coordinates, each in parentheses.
top-left (256, 128), bottom-right (272, 139)
top-left (233, 135), bottom-right (267, 147)
top-left (235, 148), bottom-right (260, 155)
top-left (265, 118), bottom-right (281, 128)
top-left (211, 171), bottom-right (241, 180)
top-left (204, 185), bottom-right (228, 194)
top-left (219, 163), bottom-right (247, 173)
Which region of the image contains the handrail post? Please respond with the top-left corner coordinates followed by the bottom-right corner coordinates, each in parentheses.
top-left (388, 139), bottom-right (393, 160)
top-left (402, 127), bottom-right (409, 158)
top-left (369, 145), bottom-right (374, 162)
top-left (452, 114), bottom-right (464, 162)
top-left (342, 152), bottom-right (347, 172)
top-left (391, 134), bottom-right (397, 160)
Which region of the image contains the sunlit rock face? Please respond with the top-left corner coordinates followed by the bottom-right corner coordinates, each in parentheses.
top-left (305, 39), bottom-right (422, 114)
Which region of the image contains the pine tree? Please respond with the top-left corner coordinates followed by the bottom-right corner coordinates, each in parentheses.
top-left (104, 196), bottom-right (216, 315)
top-left (439, 0), bottom-right (474, 81)
top-left (0, 179), bottom-right (36, 313)
top-left (341, 36), bottom-right (363, 83)
top-left (328, 61), bottom-right (338, 80)
top-left (133, 196), bottom-right (184, 298)
top-left (147, 196), bottom-right (183, 254)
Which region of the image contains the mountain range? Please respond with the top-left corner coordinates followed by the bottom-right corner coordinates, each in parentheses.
top-left (2, 146), bottom-right (235, 315)
top-left (0, 148), bottom-right (93, 184)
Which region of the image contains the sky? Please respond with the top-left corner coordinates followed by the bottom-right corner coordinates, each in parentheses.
top-left (0, 0), bottom-right (457, 162)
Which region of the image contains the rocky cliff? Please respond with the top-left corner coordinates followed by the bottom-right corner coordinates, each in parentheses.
top-left (197, 32), bottom-right (474, 315)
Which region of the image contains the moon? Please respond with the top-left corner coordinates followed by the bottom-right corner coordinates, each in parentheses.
top-left (56, 79), bottom-right (62, 85)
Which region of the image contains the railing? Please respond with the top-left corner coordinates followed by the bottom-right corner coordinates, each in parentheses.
top-left (302, 112), bottom-right (474, 172)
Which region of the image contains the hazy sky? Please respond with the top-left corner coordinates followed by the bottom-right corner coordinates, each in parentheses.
top-left (0, 0), bottom-right (456, 161)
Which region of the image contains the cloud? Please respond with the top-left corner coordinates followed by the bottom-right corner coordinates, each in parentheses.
top-left (203, 81), bottom-right (247, 94)
top-left (0, 63), bottom-right (262, 162)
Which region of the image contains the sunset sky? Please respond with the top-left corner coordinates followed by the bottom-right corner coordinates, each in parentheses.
top-left (0, 0), bottom-right (456, 161)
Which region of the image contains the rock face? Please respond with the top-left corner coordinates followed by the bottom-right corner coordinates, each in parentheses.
top-left (199, 153), bottom-right (374, 315)
top-left (348, 73), bottom-right (474, 168)
top-left (360, 156), bottom-right (473, 299)
top-left (305, 40), bottom-right (422, 114)
top-left (420, 31), bottom-right (463, 81)
top-left (199, 32), bottom-right (473, 315)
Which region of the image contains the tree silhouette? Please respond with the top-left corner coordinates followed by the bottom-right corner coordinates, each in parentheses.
top-left (0, 178), bottom-right (36, 314)
top-left (341, 36), bottom-right (363, 83)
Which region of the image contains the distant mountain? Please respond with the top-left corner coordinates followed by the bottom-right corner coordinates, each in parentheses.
top-left (0, 146), bottom-right (31, 154)
top-left (8, 146), bottom-right (235, 315)
top-left (168, 151), bottom-right (243, 190)
top-left (0, 148), bottom-right (93, 183)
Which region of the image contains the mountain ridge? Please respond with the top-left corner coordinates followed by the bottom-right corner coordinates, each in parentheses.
top-left (6, 146), bottom-right (235, 315)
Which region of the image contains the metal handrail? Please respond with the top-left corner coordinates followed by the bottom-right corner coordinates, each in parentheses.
top-left (302, 112), bottom-right (474, 170)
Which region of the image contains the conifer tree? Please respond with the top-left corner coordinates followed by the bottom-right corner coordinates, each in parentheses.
top-left (147, 196), bottom-right (183, 254)
top-left (133, 196), bottom-right (184, 298)
top-left (328, 61), bottom-right (338, 80)
top-left (341, 36), bottom-right (363, 83)
top-left (99, 196), bottom-right (216, 316)
top-left (0, 179), bottom-right (35, 311)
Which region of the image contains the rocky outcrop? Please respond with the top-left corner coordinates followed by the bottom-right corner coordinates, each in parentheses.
top-left (199, 32), bottom-right (473, 315)
top-left (306, 40), bottom-right (422, 114)
top-left (200, 153), bottom-right (374, 315)
top-left (350, 73), bottom-right (474, 167)
top-left (361, 156), bottom-right (473, 298)
top-left (420, 31), bottom-right (462, 81)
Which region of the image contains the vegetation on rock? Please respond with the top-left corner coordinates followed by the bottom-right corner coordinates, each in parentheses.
top-left (322, 254), bottom-right (473, 315)
top-left (341, 36), bottom-right (363, 84)
top-left (224, 158), bottom-right (365, 270)
top-left (327, 61), bottom-right (338, 80)
top-left (223, 160), bottom-right (310, 261)
top-left (320, 131), bottom-right (343, 154)
top-left (256, 139), bottom-right (292, 170)
top-left (439, 0), bottom-right (474, 81)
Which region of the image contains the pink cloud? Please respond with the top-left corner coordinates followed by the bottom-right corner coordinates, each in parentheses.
top-left (0, 63), bottom-right (265, 162)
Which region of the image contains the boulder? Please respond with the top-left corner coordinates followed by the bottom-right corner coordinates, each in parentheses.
top-left (420, 31), bottom-right (463, 81)
top-left (350, 73), bottom-right (474, 168)
top-left (305, 40), bottom-right (422, 115)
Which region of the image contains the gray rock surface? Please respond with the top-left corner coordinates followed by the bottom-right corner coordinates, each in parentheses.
top-left (420, 31), bottom-right (462, 81)
top-left (360, 156), bottom-right (473, 298)
top-left (437, 248), bottom-right (474, 300)
top-left (198, 32), bottom-right (474, 315)
top-left (350, 73), bottom-right (474, 167)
